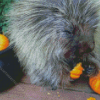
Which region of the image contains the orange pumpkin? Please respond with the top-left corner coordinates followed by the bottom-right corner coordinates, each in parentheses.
top-left (0, 34), bottom-right (9, 51)
top-left (89, 71), bottom-right (100, 95)
top-left (70, 62), bottom-right (84, 79)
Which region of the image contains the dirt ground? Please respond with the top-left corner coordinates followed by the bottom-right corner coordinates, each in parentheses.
top-left (0, 75), bottom-right (100, 100)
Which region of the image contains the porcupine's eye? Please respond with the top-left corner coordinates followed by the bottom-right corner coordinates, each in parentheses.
top-left (63, 30), bottom-right (74, 37)
top-left (63, 30), bottom-right (72, 34)
top-left (63, 26), bottom-right (74, 35)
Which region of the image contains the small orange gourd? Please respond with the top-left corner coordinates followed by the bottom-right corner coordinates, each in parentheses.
top-left (70, 62), bottom-right (84, 79)
top-left (89, 71), bottom-right (100, 95)
top-left (0, 34), bottom-right (9, 51)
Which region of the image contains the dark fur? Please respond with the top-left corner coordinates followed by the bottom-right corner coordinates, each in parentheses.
top-left (5, 0), bottom-right (100, 90)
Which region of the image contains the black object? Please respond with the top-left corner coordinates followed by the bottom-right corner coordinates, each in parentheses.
top-left (0, 45), bottom-right (24, 92)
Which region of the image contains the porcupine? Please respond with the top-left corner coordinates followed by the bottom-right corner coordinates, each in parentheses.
top-left (4, 0), bottom-right (100, 90)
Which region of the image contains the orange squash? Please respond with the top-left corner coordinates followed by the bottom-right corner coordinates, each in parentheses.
top-left (70, 62), bottom-right (84, 79)
top-left (0, 34), bottom-right (9, 51)
top-left (89, 71), bottom-right (100, 95)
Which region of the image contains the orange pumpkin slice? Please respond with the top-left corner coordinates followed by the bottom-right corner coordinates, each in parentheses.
top-left (0, 34), bottom-right (9, 51)
top-left (87, 97), bottom-right (96, 100)
top-left (70, 62), bottom-right (84, 79)
top-left (89, 71), bottom-right (100, 94)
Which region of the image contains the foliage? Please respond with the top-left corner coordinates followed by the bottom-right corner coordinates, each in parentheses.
top-left (0, 0), bottom-right (14, 33)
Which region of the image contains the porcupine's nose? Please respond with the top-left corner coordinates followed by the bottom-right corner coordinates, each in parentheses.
top-left (78, 40), bottom-right (95, 56)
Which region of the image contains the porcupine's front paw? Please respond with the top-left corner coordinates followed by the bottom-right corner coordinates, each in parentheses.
top-left (83, 65), bottom-right (95, 76)
top-left (83, 61), bottom-right (99, 77)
